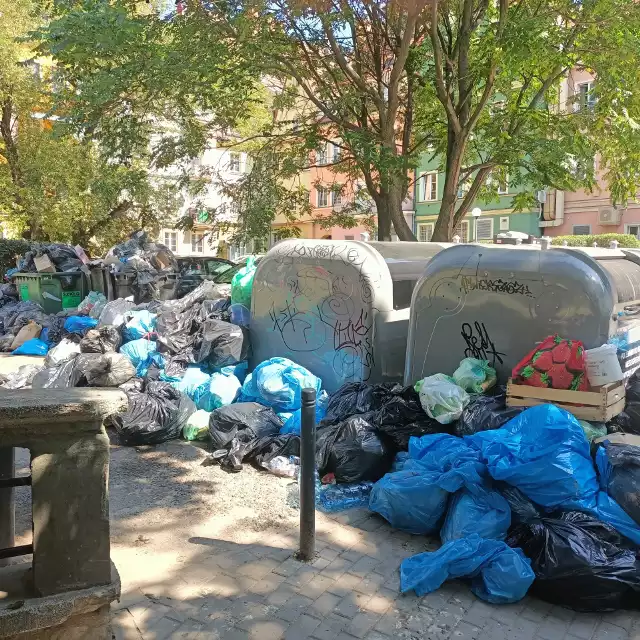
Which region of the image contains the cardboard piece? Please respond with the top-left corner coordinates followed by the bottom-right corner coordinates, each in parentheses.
top-left (34, 254), bottom-right (56, 273)
top-left (11, 322), bottom-right (42, 351)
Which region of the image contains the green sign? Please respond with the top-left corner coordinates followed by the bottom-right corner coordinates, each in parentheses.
top-left (62, 290), bottom-right (82, 309)
top-left (19, 284), bottom-right (29, 301)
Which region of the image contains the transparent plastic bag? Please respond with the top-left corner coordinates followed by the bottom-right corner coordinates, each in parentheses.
top-left (417, 374), bottom-right (470, 424)
top-left (77, 292), bottom-right (108, 318)
top-left (452, 358), bottom-right (497, 393)
top-left (183, 409), bottom-right (211, 441)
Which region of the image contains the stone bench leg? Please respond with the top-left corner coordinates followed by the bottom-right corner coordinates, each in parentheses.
top-left (30, 429), bottom-right (111, 596)
top-left (0, 447), bottom-right (15, 568)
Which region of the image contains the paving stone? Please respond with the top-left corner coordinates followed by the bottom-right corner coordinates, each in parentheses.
top-left (243, 619), bottom-right (288, 640)
top-left (347, 611), bottom-right (383, 639)
top-left (593, 622), bottom-right (629, 640)
top-left (249, 572), bottom-right (287, 596)
top-left (310, 613), bottom-right (350, 640)
top-left (535, 617), bottom-right (571, 640)
top-left (144, 614), bottom-right (182, 638)
top-left (277, 595), bottom-right (315, 623)
top-left (365, 592), bottom-right (394, 615)
top-left (283, 613), bottom-right (322, 640)
top-left (462, 601), bottom-right (497, 628)
top-left (111, 609), bottom-right (144, 640)
top-left (309, 592), bottom-right (342, 617)
top-left (521, 598), bottom-right (554, 623)
top-left (364, 632), bottom-right (393, 640)
top-left (451, 621), bottom-right (482, 640)
top-left (348, 555), bottom-right (382, 578)
top-left (299, 574), bottom-right (337, 599)
top-left (275, 558), bottom-right (306, 578)
top-left (604, 611), bottom-right (635, 633)
top-left (334, 591), bottom-right (372, 620)
top-left (326, 572), bottom-right (363, 597)
top-left (319, 546), bottom-right (342, 562)
top-left (285, 565), bottom-right (320, 588)
top-left (267, 585), bottom-right (298, 607)
top-left (567, 614), bottom-right (601, 639)
top-left (353, 572), bottom-right (387, 595)
top-left (321, 557), bottom-right (357, 581)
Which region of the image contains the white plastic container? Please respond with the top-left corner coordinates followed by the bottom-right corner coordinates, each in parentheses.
top-left (585, 344), bottom-right (624, 386)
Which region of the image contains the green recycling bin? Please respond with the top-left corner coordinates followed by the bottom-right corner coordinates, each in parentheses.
top-left (12, 272), bottom-right (89, 314)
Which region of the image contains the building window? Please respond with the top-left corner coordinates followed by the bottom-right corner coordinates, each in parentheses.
top-left (476, 217), bottom-right (494, 241)
top-left (417, 223), bottom-right (434, 242)
top-left (192, 232), bottom-right (205, 253)
top-left (164, 231), bottom-right (178, 253)
top-left (332, 143), bottom-right (342, 163)
top-left (331, 186), bottom-right (343, 207)
top-left (577, 81), bottom-right (596, 111)
top-left (626, 224), bottom-right (640, 239)
top-left (228, 152), bottom-right (241, 173)
top-left (499, 216), bottom-right (510, 231)
top-left (573, 224), bottom-right (591, 235)
top-left (317, 187), bottom-right (330, 208)
top-left (316, 144), bottom-right (328, 166)
top-left (344, 235), bottom-right (354, 240)
top-left (419, 172), bottom-right (438, 201)
top-left (454, 220), bottom-right (469, 242)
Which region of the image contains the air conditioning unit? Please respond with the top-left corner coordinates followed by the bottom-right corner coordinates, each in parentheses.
top-left (599, 206), bottom-right (624, 225)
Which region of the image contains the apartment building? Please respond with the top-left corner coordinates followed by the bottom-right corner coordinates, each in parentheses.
top-left (542, 69), bottom-right (640, 239)
top-left (156, 137), bottom-right (248, 259)
top-left (414, 155), bottom-right (540, 243)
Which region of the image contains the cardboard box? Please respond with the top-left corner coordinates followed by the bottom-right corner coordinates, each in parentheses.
top-left (34, 254), bottom-right (56, 273)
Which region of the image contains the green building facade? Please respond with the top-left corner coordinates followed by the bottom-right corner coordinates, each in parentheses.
top-left (413, 155), bottom-right (541, 242)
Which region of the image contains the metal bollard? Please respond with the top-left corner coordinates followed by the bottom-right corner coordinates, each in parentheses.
top-left (299, 388), bottom-right (316, 561)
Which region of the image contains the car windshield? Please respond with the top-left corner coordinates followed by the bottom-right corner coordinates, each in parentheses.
top-left (213, 258), bottom-right (261, 284)
top-left (206, 260), bottom-right (233, 276)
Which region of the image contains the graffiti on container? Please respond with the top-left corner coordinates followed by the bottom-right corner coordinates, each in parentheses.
top-left (461, 321), bottom-right (506, 367)
top-left (461, 275), bottom-right (533, 298)
top-left (264, 241), bottom-right (377, 381)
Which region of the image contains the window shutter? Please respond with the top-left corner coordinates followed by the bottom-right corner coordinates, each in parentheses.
top-left (476, 218), bottom-right (493, 240)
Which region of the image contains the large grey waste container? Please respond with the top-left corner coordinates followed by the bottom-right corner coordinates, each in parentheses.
top-left (405, 243), bottom-right (640, 385)
top-left (250, 239), bottom-right (450, 393)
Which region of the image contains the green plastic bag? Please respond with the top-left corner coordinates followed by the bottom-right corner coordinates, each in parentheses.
top-left (578, 420), bottom-right (607, 443)
top-left (183, 409), bottom-right (211, 441)
top-left (231, 256), bottom-right (257, 308)
top-left (453, 358), bottom-right (497, 394)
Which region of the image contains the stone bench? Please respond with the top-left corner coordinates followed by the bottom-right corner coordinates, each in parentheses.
top-left (0, 389), bottom-right (126, 640)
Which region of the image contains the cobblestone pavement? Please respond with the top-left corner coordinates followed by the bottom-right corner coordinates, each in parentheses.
top-left (111, 505), bottom-right (640, 640)
top-left (12, 435), bottom-right (634, 640)
top-left (100, 444), bottom-right (640, 640)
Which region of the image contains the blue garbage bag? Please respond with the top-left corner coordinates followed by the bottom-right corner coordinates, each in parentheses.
top-left (120, 338), bottom-right (163, 377)
top-left (467, 404), bottom-right (598, 508)
top-left (440, 486), bottom-right (511, 543)
top-left (369, 459), bottom-right (449, 534)
top-left (12, 338), bottom-right (49, 356)
top-left (281, 390), bottom-right (330, 435)
top-left (240, 357), bottom-right (322, 412)
top-left (173, 367), bottom-right (211, 406)
top-left (409, 433), bottom-right (487, 491)
top-left (468, 404), bottom-right (640, 544)
top-left (200, 370), bottom-right (241, 411)
top-left (400, 534), bottom-right (534, 604)
top-left (220, 361), bottom-right (248, 384)
top-left (64, 316), bottom-right (98, 335)
top-left (123, 310), bottom-right (156, 342)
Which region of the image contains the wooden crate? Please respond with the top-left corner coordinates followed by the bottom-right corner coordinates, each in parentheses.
top-left (506, 378), bottom-right (626, 422)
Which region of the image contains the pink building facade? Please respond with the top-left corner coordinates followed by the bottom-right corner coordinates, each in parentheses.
top-left (542, 69), bottom-right (640, 239)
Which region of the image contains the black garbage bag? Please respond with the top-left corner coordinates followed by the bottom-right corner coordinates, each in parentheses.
top-left (196, 319), bottom-right (250, 368)
top-left (82, 353), bottom-right (135, 387)
top-left (156, 304), bottom-right (203, 354)
top-left (507, 510), bottom-right (640, 611)
top-left (208, 402), bottom-right (282, 449)
top-left (322, 382), bottom-right (402, 425)
top-left (316, 416), bottom-right (392, 483)
top-left (80, 325), bottom-right (122, 353)
top-left (454, 391), bottom-right (524, 437)
top-left (597, 442), bottom-right (640, 526)
top-left (244, 434), bottom-right (301, 469)
top-left (607, 371), bottom-right (640, 435)
top-left (163, 350), bottom-right (197, 379)
top-left (31, 353), bottom-right (99, 388)
top-left (321, 383), bottom-right (443, 452)
top-left (112, 381), bottom-right (196, 445)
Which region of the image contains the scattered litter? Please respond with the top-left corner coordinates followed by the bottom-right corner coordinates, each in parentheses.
top-left (417, 374), bottom-right (470, 424)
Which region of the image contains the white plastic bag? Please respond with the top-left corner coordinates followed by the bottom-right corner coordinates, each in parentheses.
top-left (585, 344), bottom-right (623, 386)
top-left (44, 338), bottom-right (81, 367)
top-left (417, 374), bottom-right (470, 424)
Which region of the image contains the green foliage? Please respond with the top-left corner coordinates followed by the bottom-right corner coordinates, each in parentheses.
top-left (551, 233), bottom-right (640, 248)
top-left (0, 239), bottom-right (31, 277)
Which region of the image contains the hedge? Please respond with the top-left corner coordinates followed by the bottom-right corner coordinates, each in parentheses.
top-left (0, 239), bottom-right (31, 279)
top-left (550, 233), bottom-right (640, 248)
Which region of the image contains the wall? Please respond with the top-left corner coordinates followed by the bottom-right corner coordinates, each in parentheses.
top-left (414, 155), bottom-right (540, 240)
top-left (543, 70), bottom-right (640, 238)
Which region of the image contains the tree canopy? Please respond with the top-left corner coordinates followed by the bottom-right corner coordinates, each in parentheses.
top-left (37, 0), bottom-right (640, 242)
top-left (0, 0), bottom-right (178, 253)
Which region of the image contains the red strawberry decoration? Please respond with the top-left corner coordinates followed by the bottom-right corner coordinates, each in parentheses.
top-left (513, 334), bottom-right (588, 390)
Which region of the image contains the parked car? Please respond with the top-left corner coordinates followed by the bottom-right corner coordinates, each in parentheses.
top-left (176, 257), bottom-right (235, 298)
top-left (211, 256), bottom-right (263, 285)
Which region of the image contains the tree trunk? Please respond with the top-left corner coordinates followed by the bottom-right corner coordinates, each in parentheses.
top-left (375, 195), bottom-right (393, 241)
top-left (432, 136), bottom-right (465, 241)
